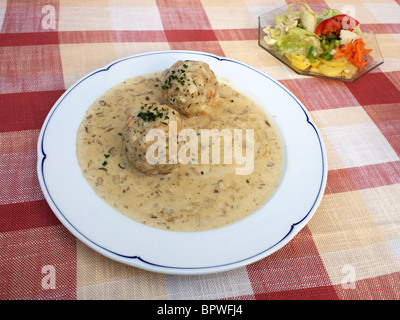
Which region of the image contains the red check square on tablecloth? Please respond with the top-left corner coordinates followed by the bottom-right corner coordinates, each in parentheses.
top-left (0, 45), bottom-right (64, 94)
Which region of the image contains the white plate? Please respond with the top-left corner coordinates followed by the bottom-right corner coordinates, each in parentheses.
top-left (37, 50), bottom-right (327, 275)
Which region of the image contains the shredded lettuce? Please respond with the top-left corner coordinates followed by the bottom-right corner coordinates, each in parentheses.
top-left (263, 2), bottom-right (318, 45)
top-left (263, 4), bottom-right (300, 45)
top-left (274, 27), bottom-right (322, 55)
top-left (299, 6), bottom-right (317, 32)
top-left (317, 8), bottom-right (342, 24)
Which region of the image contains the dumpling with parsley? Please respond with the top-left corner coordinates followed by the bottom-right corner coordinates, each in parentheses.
top-left (122, 103), bottom-right (182, 175)
top-left (160, 60), bottom-right (218, 117)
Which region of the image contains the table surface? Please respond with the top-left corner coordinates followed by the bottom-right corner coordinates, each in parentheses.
top-left (1, 0), bottom-right (400, 300)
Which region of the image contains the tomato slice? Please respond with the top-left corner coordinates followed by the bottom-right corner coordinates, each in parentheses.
top-left (315, 14), bottom-right (360, 36)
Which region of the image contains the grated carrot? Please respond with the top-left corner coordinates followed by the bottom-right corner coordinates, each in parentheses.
top-left (333, 39), bottom-right (372, 69)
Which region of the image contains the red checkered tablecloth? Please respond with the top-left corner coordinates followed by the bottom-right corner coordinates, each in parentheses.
top-left (1, 0), bottom-right (400, 300)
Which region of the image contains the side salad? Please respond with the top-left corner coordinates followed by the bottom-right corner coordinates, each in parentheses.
top-left (263, 2), bottom-right (372, 79)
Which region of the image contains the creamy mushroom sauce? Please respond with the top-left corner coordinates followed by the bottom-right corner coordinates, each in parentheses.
top-left (76, 71), bottom-right (284, 232)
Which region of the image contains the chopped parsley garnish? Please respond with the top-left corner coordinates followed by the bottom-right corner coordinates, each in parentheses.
top-left (137, 110), bottom-right (157, 122)
top-left (161, 65), bottom-right (187, 90)
top-left (137, 104), bottom-right (171, 122)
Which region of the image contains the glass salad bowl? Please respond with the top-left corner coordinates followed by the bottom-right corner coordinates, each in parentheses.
top-left (258, 4), bottom-right (384, 82)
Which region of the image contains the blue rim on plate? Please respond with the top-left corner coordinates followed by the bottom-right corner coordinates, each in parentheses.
top-left (37, 51), bottom-right (327, 274)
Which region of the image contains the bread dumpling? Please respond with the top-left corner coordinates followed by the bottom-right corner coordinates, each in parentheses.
top-left (160, 60), bottom-right (218, 117)
top-left (122, 104), bottom-right (182, 175)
